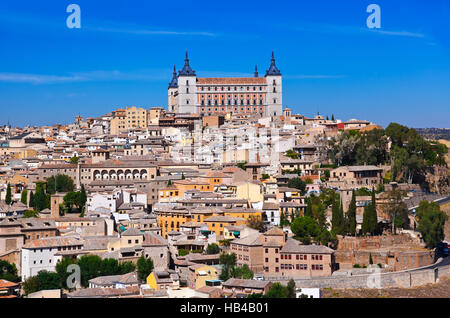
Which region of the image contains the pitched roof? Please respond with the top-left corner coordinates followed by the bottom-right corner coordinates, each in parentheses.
top-left (142, 232), bottom-right (168, 247)
top-left (264, 227), bottom-right (284, 236)
top-left (231, 232), bottom-right (262, 246)
top-left (197, 78), bottom-right (266, 85)
top-left (281, 238), bottom-right (334, 254)
top-left (121, 228), bottom-right (143, 236)
top-left (23, 236), bottom-right (83, 249)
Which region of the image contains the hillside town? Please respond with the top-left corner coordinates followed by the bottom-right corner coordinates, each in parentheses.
top-left (1, 53), bottom-right (449, 299)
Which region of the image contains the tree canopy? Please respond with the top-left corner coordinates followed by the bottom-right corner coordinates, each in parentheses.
top-left (416, 201), bottom-right (448, 248)
top-left (206, 243), bottom-right (220, 255)
top-left (46, 174), bottom-right (75, 195)
top-left (5, 183), bottom-right (12, 205)
top-left (137, 255), bottom-right (154, 281)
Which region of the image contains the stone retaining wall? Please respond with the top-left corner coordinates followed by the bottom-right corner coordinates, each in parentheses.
top-left (267, 264), bottom-right (450, 289)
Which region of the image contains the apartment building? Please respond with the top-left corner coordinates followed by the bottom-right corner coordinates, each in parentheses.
top-left (21, 236), bottom-right (84, 280)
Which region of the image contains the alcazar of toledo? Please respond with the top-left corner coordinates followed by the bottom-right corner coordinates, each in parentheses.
top-left (168, 52), bottom-right (283, 118)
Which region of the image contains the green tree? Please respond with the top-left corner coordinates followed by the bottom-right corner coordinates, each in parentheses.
top-left (237, 161), bottom-right (247, 170)
top-left (118, 262), bottom-right (136, 274)
top-left (219, 252), bottom-right (237, 281)
top-left (230, 264), bottom-right (254, 279)
top-left (70, 156), bottom-right (79, 164)
top-left (206, 243), bottom-right (220, 254)
top-left (63, 191), bottom-right (84, 213)
top-left (29, 191), bottom-right (35, 208)
top-left (304, 197), bottom-right (313, 218)
top-left (23, 276), bottom-right (39, 296)
top-left (287, 279), bottom-right (296, 298)
top-left (290, 216), bottom-right (320, 244)
top-left (23, 210), bottom-right (39, 218)
top-left (80, 184), bottom-right (87, 207)
top-left (416, 201), bottom-right (448, 248)
top-left (136, 255), bottom-right (154, 281)
top-left (34, 183), bottom-right (48, 212)
top-left (331, 198), bottom-right (344, 235)
top-left (5, 183), bottom-right (12, 205)
top-left (0, 260), bottom-right (20, 282)
top-left (21, 189), bottom-right (28, 205)
top-left (23, 270), bottom-right (61, 295)
top-left (78, 255), bottom-right (103, 287)
top-left (346, 191), bottom-right (357, 236)
top-left (288, 178), bottom-right (307, 195)
top-left (46, 174), bottom-right (75, 195)
top-left (265, 283), bottom-right (288, 298)
top-left (55, 257), bottom-right (77, 290)
top-left (101, 258), bottom-right (120, 276)
top-left (362, 205), bottom-right (371, 235)
top-left (385, 190), bottom-right (409, 234)
top-left (238, 264), bottom-right (254, 279)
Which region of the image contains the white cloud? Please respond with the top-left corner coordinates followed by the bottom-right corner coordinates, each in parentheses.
top-left (88, 26), bottom-right (217, 37)
top-left (369, 30), bottom-right (425, 38)
top-left (0, 73), bottom-right (86, 84)
top-left (0, 69), bottom-right (170, 85)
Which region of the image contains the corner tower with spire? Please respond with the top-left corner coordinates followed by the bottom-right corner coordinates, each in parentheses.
top-left (176, 51), bottom-right (197, 114)
top-left (265, 51), bottom-right (283, 116)
top-left (168, 65), bottom-right (179, 112)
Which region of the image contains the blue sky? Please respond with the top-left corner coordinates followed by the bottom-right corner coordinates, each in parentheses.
top-left (0, 0), bottom-right (449, 128)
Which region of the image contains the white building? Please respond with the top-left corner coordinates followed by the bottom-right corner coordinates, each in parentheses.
top-left (168, 52), bottom-right (283, 118)
top-left (87, 192), bottom-right (116, 213)
top-left (21, 236), bottom-right (84, 280)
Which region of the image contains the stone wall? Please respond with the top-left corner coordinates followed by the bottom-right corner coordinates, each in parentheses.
top-left (269, 264), bottom-right (450, 289)
top-left (337, 234), bottom-right (418, 250)
top-left (335, 250), bottom-right (435, 271)
top-left (335, 234), bottom-right (433, 270)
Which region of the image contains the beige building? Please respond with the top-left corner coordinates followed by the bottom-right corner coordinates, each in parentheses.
top-left (230, 231), bottom-right (264, 273)
top-left (235, 181), bottom-right (263, 203)
top-left (328, 165), bottom-right (383, 190)
top-left (187, 264), bottom-right (220, 290)
top-left (110, 109), bottom-right (127, 135)
top-left (126, 106), bottom-right (148, 130)
top-left (262, 227), bottom-right (335, 278)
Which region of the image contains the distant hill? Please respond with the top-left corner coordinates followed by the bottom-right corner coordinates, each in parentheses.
top-left (415, 128), bottom-right (450, 141)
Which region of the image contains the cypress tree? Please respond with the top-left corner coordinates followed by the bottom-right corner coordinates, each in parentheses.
top-left (29, 191), bottom-right (35, 208)
top-left (34, 183), bottom-right (47, 212)
top-left (346, 191), bottom-right (357, 236)
top-left (338, 200), bottom-right (345, 235)
top-left (5, 184), bottom-right (12, 205)
top-left (21, 189), bottom-right (28, 206)
top-left (362, 204), bottom-right (370, 235)
top-left (305, 197), bottom-right (313, 218)
top-left (331, 114), bottom-right (335, 121)
top-left (80, 184), bottom-right (87, 207)
top-left (331, 198), bottom-right (341, 234)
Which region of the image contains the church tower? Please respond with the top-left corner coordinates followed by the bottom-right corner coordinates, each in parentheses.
top-left (177, 52), bottom-right (197, 114)
top-left (265, 52), bottom-right (283, 116)
top-left (168, 65), bottom-right (179, 113)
